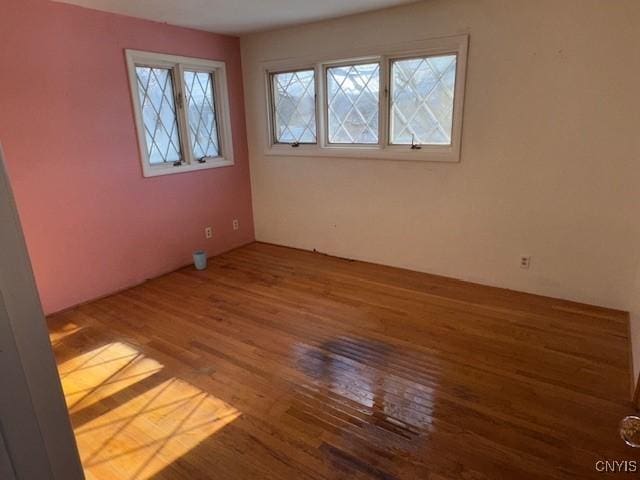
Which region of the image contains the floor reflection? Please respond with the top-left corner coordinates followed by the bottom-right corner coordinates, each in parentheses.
top-left (293, 336), bottom-right (437, 442)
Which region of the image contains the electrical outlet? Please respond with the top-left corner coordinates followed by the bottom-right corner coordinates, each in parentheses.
top-left (520, 256), bottom-right (531, 269)
top-left (205, 226), bottom-right (213, 239)
top-left (232, 219), bottom-right (239, 231)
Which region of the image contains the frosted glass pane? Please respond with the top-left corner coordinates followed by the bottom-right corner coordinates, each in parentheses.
top-left (272, 70), bottom-right (316, 144)
top-left (135, 66), bottom-right (182, 164)
top-left (390, 54), bottom-right (457, 145)
top-left (326, 63), bottom-right (379, 144)
top-left (184, 71), bottom-right (220, 159)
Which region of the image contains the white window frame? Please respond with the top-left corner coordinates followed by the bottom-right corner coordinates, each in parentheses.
top-left (268, 67), bottom-right (319, 146)
top-left (126, 50), bottom-right (234, 178)
top-left (263, 34), bottom-right (468, 163)
top-left (323, 58), bottom-right (383, 147)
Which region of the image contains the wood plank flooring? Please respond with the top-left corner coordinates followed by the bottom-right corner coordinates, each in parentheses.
top-left (48, 242), bottom-right (639, 479)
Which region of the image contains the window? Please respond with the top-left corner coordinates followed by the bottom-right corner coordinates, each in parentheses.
top-left (183, 70), bottom-right (220, 159)
top-left (135, 66), bottom-right (182, 165)
top-left (264, 34), bottom-right (468, 162)
top-left (270, 69), bottom-right (316, 144)
top-left (390, 54), bottom-right (457, 146)
top-left (126, 50), bottom-right (234, 177)
top-left (326, 62), bottom-right (380, 144)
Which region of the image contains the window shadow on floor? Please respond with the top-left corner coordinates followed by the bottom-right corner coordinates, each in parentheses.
top-left (49, 316), bottom-right (241, 480)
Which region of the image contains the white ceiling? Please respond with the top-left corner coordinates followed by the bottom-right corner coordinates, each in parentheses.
top-left (54, 0), bottom-right (419, 35)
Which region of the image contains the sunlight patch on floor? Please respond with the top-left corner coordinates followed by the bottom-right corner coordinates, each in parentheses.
top-left (76, 377), bottom-right (240, 479)
top-left (60, 342), bottom-right (164, 412)
top-left (57, 341), bottom-right (241, 480)
top-left (49, 320), bottom-right (84, 347)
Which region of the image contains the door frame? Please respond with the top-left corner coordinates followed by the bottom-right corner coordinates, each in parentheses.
top-left (0, 143), bottom-right (84, 479)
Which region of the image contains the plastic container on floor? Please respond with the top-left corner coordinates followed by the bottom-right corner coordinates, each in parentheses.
top-left (193, 250), bottom-right (207, 271)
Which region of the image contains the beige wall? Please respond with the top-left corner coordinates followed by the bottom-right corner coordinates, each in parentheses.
top-left (241, 0), bottom-right (640, 311)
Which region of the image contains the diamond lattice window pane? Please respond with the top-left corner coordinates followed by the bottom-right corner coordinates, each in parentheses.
top-left (390, 54), bottom-right (457, 145)
top-left (271, 70), bottom-right (316, 144)
top-left (184, 71), bottom-right (220, 159)
top-left (135, 66), bottom-right (182, 164)
top-left (327, 63), bottom-right (380, 144)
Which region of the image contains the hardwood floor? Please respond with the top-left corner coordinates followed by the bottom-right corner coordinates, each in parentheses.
top-left (48, 242), bottom-right (639, 479)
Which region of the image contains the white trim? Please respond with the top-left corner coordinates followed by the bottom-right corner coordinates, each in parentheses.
top-left (125, 50), bottom-right (235, 178)
top-left (261, 34), bottom-right (468, 163)
top-left (134, 157), bottom-right (234, 177)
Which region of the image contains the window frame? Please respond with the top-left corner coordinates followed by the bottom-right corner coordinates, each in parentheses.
top-left (268, 67), bottom-right (319, 146)
top-left (262, 34), bottom-right (468, 163)
top-left (266, 64), bottom-right (320, 154)
top-left (387, 52), bottom-right (458, 148)
top-left (125, 50), bottom-right (234, 178)
top-left (323, 58), bottom-right (383, 147)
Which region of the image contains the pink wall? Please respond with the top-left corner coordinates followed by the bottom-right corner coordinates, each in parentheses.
top-left (0, 0), bottom-right (254, 314)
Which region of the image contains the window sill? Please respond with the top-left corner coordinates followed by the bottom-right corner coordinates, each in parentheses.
top-left (264, 144), bottom-right (460, 163)
top-left (142, 158), bottom-right (234, 178)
